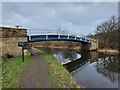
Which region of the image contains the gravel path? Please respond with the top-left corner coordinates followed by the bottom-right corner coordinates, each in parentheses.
top-left (20, 52), bottom-right (51, 88)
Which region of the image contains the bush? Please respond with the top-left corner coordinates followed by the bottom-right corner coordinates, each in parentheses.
top-left (2, 53), bottom-right (14, 60)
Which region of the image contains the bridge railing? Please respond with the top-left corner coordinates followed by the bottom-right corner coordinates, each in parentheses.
top-left (27, 29), bottom-right (92, 43)
top-left (27, 29), bottom-right (86, 36)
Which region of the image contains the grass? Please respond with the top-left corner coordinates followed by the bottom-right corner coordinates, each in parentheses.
top-left (0, 65), bottom-right (2, 89)
top-left (2, 55), bottom-right (31, 88)
top-left (0, 57), bottom-right (2, 89)
top-left (35, 48), bottom-right (80, 88)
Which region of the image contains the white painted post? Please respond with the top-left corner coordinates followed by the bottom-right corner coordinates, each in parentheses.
top-left (67, 34), bottom-right (69, 39)
top-left (46, 35), bottom-right (48, 39)
top-left (58, 35), bottom-right (60, 39)
top-left (74, 36), bottom-right (76, 40)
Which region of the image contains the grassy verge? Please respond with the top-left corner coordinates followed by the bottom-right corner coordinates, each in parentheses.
top-left (35, 48), bottom-right (80, 88)
top-left (97, 49), bottom-right (119, 55)
top-left (0, 57), bottom-right (2, 90)
top-left (0, 64), bottom-right (2, 89)
top-left (2, 55), bottom-right (31, 88)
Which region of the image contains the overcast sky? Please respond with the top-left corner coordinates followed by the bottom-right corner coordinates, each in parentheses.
top-left (2, 2), bottom-right (118, 35)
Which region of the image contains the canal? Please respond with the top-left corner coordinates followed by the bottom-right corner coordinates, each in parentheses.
top-left (37, 48), bottom-right (119, 88)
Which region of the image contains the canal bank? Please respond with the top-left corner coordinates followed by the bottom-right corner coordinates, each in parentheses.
top-left (2, 48), bottom-right (80, 88)
top-left (39, 48), bottom-right (119, 88)
top-left (34, 48), bottom-right (80, 88)
top-left (97, 49), bottom-right (119, 55)
top-left (35, 45), bottom-right (81, 51)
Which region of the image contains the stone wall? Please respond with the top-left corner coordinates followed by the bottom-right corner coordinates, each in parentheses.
top-left (2, 38), bottom-right (27, 57)
top-left (1, 27), bottom-right (27, 38)
top-left (1, 27), bottom-right (28, 58)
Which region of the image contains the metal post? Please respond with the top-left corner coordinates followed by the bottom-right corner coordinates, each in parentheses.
top-left (22, 46), bottom-right (24, 62)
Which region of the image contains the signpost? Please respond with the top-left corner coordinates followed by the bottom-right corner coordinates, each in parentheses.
top-left (22, 46), bottom-right (24, 62)
top-left (18, 42), bottom-right (27, 62)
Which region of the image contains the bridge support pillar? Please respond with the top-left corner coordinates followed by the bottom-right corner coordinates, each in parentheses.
top-left (81, 43), bottom-right (91, 51)
top-left (81, 39), bottom-right (99, 51)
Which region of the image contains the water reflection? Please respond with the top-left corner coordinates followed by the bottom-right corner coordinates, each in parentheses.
top-left (72, 52), bottom-right (119, 88)
top-left (63, 51), bottom-right (91, 73)
top-left (37, 47), bottom-right (81, 64)
top-left (54, 50), bottom-right (81, 64)
top-left (95, 56), bottom-right (119, 83)
top-left (37, 47), bottom-right (119, 88)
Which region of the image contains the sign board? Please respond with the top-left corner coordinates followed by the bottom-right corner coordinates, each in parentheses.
top-left (18, 42), bottom-right (30, 62)
top-left (18, 42), bottom-right (27, 47)
top-left (18, 42), bottom-right (27, 62)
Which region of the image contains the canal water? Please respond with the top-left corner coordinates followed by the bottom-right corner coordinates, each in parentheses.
top-left (37, 48), bottom-right (119, 88)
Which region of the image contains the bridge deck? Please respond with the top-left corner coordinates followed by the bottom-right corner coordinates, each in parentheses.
top-left (28, 34), bottom-right (91, 44)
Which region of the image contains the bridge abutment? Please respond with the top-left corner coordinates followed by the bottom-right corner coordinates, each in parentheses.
top-left (90, 39), bottom-right (99, 50)
top-left (81, 43), bottom-right (91, 51)
top-left (81, 39), bottom-right (99, 51)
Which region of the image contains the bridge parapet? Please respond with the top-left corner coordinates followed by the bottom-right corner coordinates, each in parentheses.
top-left (28, 34), bottom-right (91, 44)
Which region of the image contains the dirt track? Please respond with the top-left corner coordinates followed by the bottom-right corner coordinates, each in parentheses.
top-left (20, 52), bottom-right (51, 88)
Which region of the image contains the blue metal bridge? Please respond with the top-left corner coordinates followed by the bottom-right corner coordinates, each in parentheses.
top-left (28, 34), bottom-right (91, 44)
top-left (27, 29), bottom-right (98, 50)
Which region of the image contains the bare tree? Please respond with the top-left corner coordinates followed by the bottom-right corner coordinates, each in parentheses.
top-left (95, 15), bottom-right (118, 49)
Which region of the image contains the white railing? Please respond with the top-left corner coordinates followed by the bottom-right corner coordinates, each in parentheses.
top-left (27, 29), bottom-right (91, 42)
top-left (27, 29), bottom-right (81, 36)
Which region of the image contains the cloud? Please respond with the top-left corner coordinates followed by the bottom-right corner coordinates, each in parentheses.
top-left (11, 12), bottom-right (30, 23)
top-left (2, 12), bottom-right (30, 27)
top-left (2, 2), bottom-right (118, 35)
top-left (2, 0), bottom-right (120, 2)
